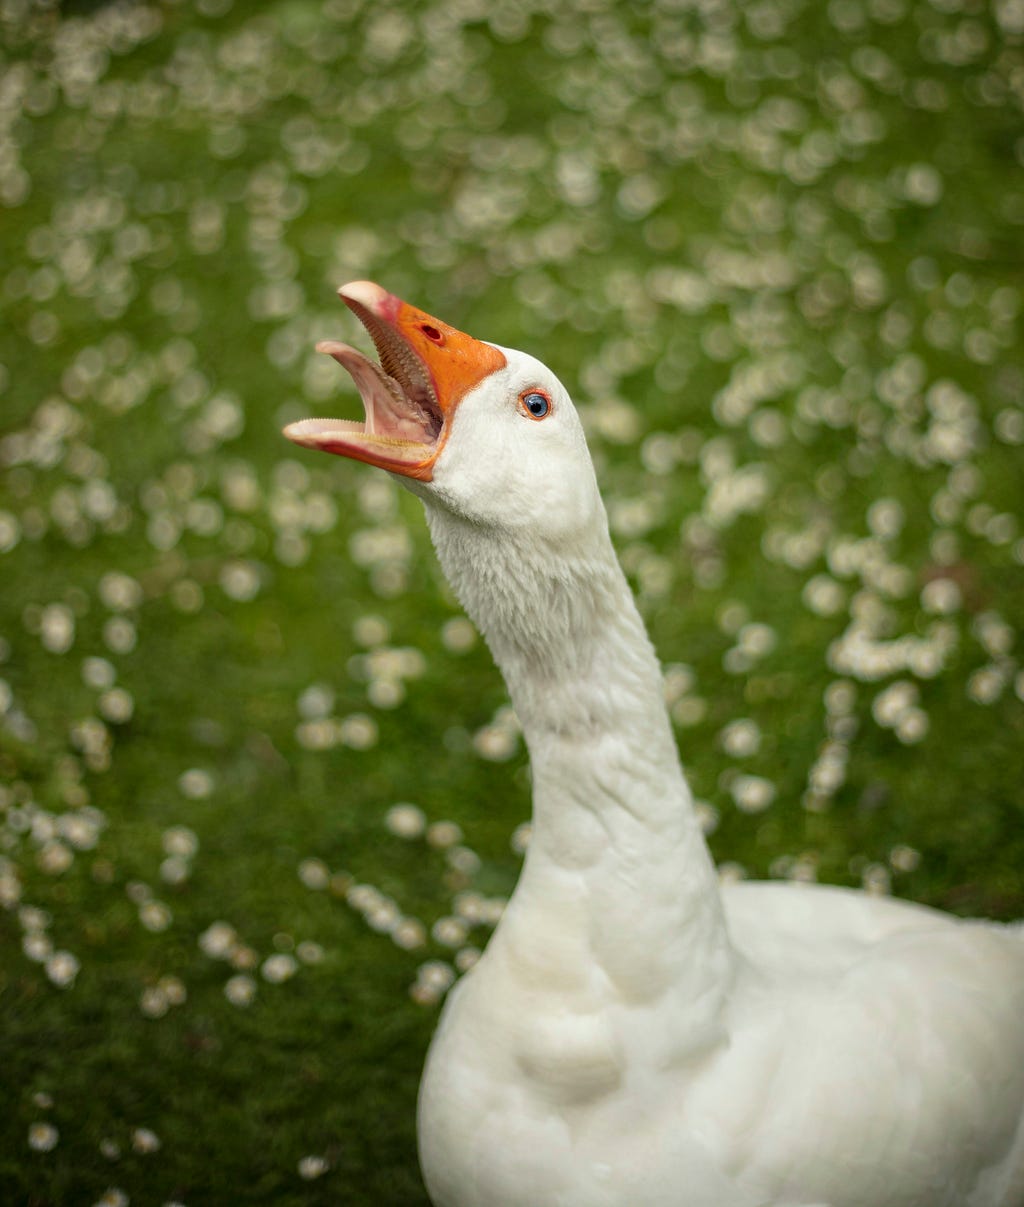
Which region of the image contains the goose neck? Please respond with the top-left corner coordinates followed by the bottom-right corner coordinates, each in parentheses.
top-left (426, 504), bottom-right (735, 1025)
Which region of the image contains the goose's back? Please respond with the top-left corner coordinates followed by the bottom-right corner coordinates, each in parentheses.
top-left (713, 882), bottom-right (1024, 1206)
top-left (420, 882), bottom-right (1024, 1207)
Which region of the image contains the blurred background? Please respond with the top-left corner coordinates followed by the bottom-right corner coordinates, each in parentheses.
top-left (1, 0), bottom-right (1022, 1202)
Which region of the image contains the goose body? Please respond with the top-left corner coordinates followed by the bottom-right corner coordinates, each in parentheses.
top-left (285, 282), bottom-right (1024, 1207)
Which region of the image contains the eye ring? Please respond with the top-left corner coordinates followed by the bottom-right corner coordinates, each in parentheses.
top-left (519, 390), bottom-right (552, 420)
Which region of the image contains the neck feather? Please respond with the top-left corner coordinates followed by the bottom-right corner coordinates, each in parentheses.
top-left (424, 504), bottom-right (735, 1030)
top-left (426, 504), bottom-right (686, 759)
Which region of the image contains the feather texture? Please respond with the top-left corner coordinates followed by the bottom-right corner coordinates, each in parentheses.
top-left (285, 291), bottom-right (1024, 1207)
top-left (413, 348), bottom-right (1024, 1207)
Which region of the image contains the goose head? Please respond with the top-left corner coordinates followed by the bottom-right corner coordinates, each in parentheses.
top-left (283, 281), bottom-right (603, 542)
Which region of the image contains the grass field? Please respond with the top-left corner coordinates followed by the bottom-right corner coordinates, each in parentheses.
top-left (1, 0), bottom-right (1023, 1202)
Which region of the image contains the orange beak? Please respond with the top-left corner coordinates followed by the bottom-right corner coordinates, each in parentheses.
top-left (282, 281), bottom-right (506, 481)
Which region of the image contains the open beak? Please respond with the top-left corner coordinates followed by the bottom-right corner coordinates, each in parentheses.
top-left (282, 281), bottom-right (506, 481)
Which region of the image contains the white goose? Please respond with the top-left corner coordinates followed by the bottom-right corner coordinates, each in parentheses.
top-left (285, 282), bottom-right (1024, 1207)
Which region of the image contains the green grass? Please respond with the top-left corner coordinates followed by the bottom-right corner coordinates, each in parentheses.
top-left (2, 0), bottom-right (1023, 1202)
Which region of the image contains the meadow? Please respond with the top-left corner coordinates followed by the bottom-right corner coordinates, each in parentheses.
top-left (1, 0), bottom-right (1022, 1202)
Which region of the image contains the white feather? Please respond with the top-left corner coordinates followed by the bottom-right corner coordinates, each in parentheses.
top-left (397, 347), bottom-right (1024, 1207)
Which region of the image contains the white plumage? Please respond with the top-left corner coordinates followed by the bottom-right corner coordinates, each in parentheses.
top-left (286, 281), bottom-right (1024, 1207)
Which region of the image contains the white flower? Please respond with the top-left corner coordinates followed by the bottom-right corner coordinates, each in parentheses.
top-left (131, 1128), bottom-right (161, 1154)
top-left (338, 713), bottom-right (378, 750)
top-left (261, 953), bottom-right (298, 984)
top-left (296, 941), bottom-right (324, 965)
top-left (45, 950), bottom-right (80, 988)
top-left (40, 604), bottom-right (75, 654)
top-left (298, 684), bottom-right (334, 719)
top-left (177, 769), bottom-right (214, 799)
top-left (297, 858), bottom-right (330, 889)
top-left (160, 856), bottom-right (190, 886)
top-left (802, 574), bottom-right (845, 616)
top-left (719, 718), bottom-right (761, 758)
top-left (98, 688), bottom-right (134, 724)
top-left (198, 921), bottom-right (237, 959)
top-left (23, 934), bottom-right (53, 963)
top-left (895, 709), bottom-right (930, 745)
top-left (37, 841), bottom-right (73, 876)
top-left (19, 906), bottom-right (51, 932)
top-left (162, 826), bottom-right (199, 859)
top-left (103, 618), bottom-right (137, 654)
top-left (441, 617), bottom-right (476, 652)
top-left (391, 919), bottom-right (427, 951)
top-left (730, 775), bottom-right (776, 814)
top-left (298, 1155), bottom-right (329, 1180)
top-left (159, 976), bottom-right (187, 1006)
top-left (455, 946), bottom-right (481, 973)
top-left (60, 813), bottom-right (100, 850)
top-left (890, 845), bottom-right (922, 873)
top-left (28, 1122), bottom-right (59, 1152)
top-left (862, 863), bottom-right (892, 895)
top-left (426, 820), bottom-right (463, 849)
top-left (139, 901), bottom-right (172, 933)
top-left (920, 577), bottom-right (961, 615)
top-left (94, 1189), bottom-right (128, 1207)
top-left (385, 803), bottom-right (426, 839)
top-left (139, 987), bottom-right (169, 1019)
top-left (82, 657), bottom-right (116, 689)
top-left (872, 680), bottom-right (919, 728)
top-left (417, 960), bottom-right (456, 993)
top-left (224, 974), bottom-right (257, 1007)
top-left (967, 665), bottom-right (1006, 705)
top-left (510, 823), bottom-right (532, 855)
top-left (431, 917), bottom-right (469, 948)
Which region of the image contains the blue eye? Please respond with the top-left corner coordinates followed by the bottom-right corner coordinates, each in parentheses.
top-left (521, 391), bottom-right (550, 419)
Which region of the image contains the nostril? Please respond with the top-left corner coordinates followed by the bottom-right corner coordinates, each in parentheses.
top-left (420, 324), bottom-right (444, 344)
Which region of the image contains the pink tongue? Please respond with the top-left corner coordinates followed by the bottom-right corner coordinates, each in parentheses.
top-left (316, 341), bottom-right (431, 442)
